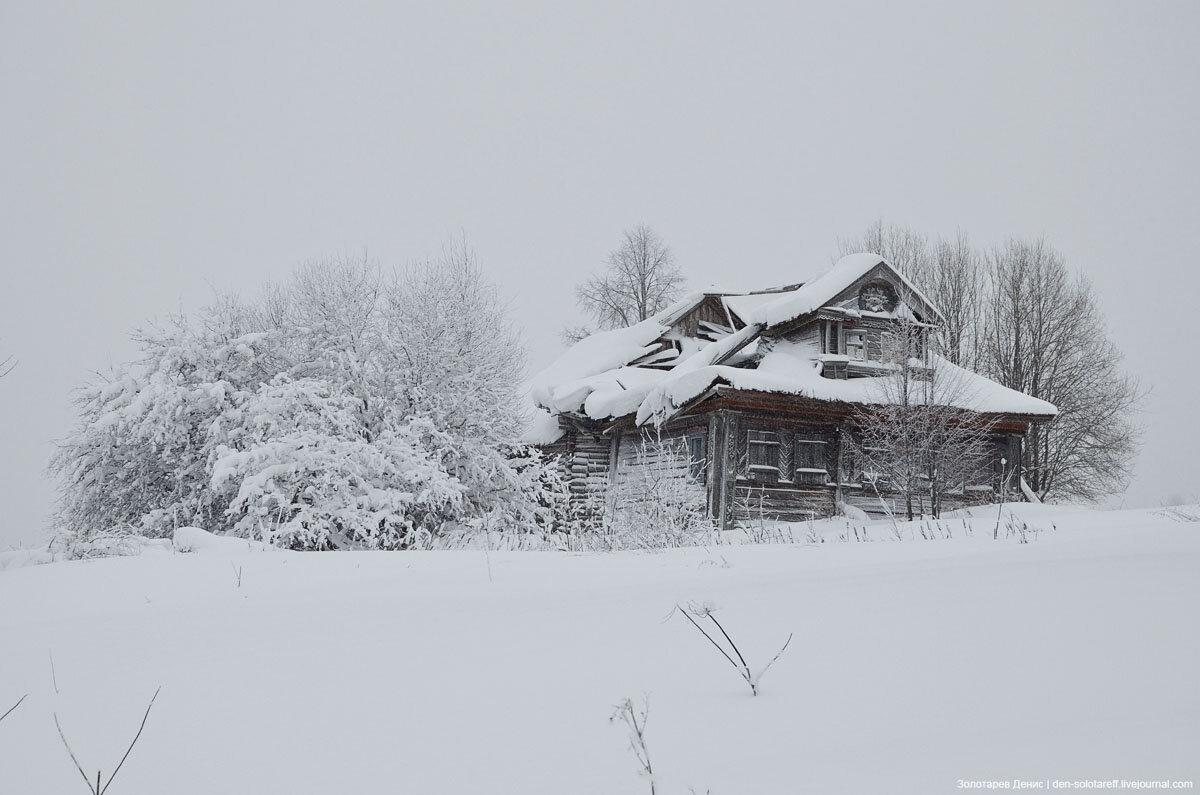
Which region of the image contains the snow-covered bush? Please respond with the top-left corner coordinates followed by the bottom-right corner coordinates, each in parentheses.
top-left (52, 248), bottom-right (563, 549)
top-left (210, 377), bottom-right (467, 549)
top-left (51, 308), bottom-right (279, 540)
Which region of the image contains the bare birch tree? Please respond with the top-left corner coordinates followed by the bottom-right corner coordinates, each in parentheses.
top-left (565, 224), bottom-right (685, 342)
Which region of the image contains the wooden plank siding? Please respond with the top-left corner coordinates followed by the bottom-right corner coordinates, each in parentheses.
top-left (612, 425), bottom-right (707, 510)
top-left (542, 389), bottom-right (1032, 529)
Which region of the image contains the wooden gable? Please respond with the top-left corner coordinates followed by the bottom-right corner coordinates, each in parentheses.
top-left (667, 294), bottom-right (737, 339)
top-left (826, 261), bottom-right (940, 323)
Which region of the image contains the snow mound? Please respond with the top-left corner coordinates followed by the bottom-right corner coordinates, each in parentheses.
top-left (173, 526), bottom-right (269, 554)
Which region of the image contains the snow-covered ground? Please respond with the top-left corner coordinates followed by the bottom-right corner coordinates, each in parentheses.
top-left (2, 505), bottom-right (1197, 794)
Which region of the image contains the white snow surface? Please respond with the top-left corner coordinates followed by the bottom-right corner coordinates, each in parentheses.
top-left (2, 504), bottom-right (1197, 794)
top-left (172, 526), bottom-right (271, 555)
top-left (748, 252), bottom-right (944, 327)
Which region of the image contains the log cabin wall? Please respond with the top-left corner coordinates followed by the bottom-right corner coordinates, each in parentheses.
top-left (836, 430), bottom-right (1022, 520)
top-left (543, 408), bottom-right (1029, 528)
top-left (725, 408), bottom-right (840, 526)
top-left (611, 421), bottom-right (709, 512)
top-left (541, 422), bottom-right (612, 510)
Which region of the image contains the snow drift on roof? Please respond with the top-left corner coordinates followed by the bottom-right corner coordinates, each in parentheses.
top-left (748, 253), bottom-right (943, 328)
top-left (526, 294), bottom-right (702, 412)
top-left (636, 343), bottom-right (1058, 426)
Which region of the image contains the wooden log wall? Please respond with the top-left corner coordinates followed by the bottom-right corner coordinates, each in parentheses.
top-left (612, 426), bottom-right (707, 509)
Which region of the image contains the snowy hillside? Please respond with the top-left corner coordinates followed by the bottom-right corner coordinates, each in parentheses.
top-left (2, 505), bottom-right (1197, 794)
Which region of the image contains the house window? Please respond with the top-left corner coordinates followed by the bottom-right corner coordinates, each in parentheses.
top-left (747, 430), bottom-right (779, 471)
top-left (846, 331), bottom-right (866, 360)
top-left (794, 436), bottom-right (829, 485)
top-left (825, 320), bottom-right (841, 355)
top-left (686, 434), bottom-right (706, 484)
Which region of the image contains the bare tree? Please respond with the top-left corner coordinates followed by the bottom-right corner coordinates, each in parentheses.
top-left (850, 318), bottom-right (997, 520)
top-left (983, 238), bottom-right (1142, 500)
top-left (839, 221), bottom-right (1143, 503)
top-left (568, 225), bottom-right (684, 342)
top-left (837, 218), bottom-right (930, 279)
top-left (924, 232), bottom-right (984, 369)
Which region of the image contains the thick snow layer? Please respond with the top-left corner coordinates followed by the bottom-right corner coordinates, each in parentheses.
top-left (638, 343), bottom-right (1058, 424)
top-left (722, 291), bottom-right (796, 324)
top-left (526, 295), bottom-right (704, 412)
top-left (750, 252), bottom-right (944, 328)
top-left (172, 526), bottom-right (270, 554)
top-left (522, 406), bottom-right (564, 445)
top-left (2, 505), bottom-right (1196, 793)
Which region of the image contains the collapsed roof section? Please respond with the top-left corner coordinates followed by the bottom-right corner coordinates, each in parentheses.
top-left (525, 254), bottom-right (1056, 443)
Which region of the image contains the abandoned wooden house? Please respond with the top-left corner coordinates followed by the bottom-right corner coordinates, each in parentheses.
top-left (526, 254), bottom-right (1057, 527)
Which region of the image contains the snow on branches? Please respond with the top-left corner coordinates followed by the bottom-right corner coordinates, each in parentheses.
top-left (52, 247), bottom-right (567, 550)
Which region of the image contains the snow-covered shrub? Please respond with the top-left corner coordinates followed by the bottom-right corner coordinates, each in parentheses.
top-left (51, 308), bottom-right (279, 540)
top-left (210, 377), bottom-right (466, 549)
top-left (52, 249), bottom-right (564, 549)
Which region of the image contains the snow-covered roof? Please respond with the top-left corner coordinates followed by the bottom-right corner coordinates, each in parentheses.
top-left (525, 293), bottom-right (706, 416)
top-left (747, 253), bottom-right (944, 328)
top-left (635, 346), bottom-right (1058, 426)
top-left (722, 292), bottom-right (793, 324)
top-left (522, 255), bottom-right (1055, 441)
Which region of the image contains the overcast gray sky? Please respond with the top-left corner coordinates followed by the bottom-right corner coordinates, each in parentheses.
top-left (2, 0), bottom-right (1197, 548)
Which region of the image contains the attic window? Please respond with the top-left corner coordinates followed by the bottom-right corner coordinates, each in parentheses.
top-left (747, 430), bottom-right (779, 471)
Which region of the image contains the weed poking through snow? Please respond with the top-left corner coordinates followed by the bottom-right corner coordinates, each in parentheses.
top-left (673, 602), bottom-right (792, 696)
top-left (611, 696), bottom-right (656, 795)
top-left (54, 686), bottom-right (161, 795)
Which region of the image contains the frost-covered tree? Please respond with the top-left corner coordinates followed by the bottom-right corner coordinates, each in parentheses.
top-left (51, 307), bottom-right (280, 538)
top-left (52, 246), bottom-right (562, 549)
top-left (210, 376), bottom-right (466, 549)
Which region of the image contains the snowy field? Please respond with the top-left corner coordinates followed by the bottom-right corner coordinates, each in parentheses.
top-left (2, 505), bottom-right (1197, 794)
